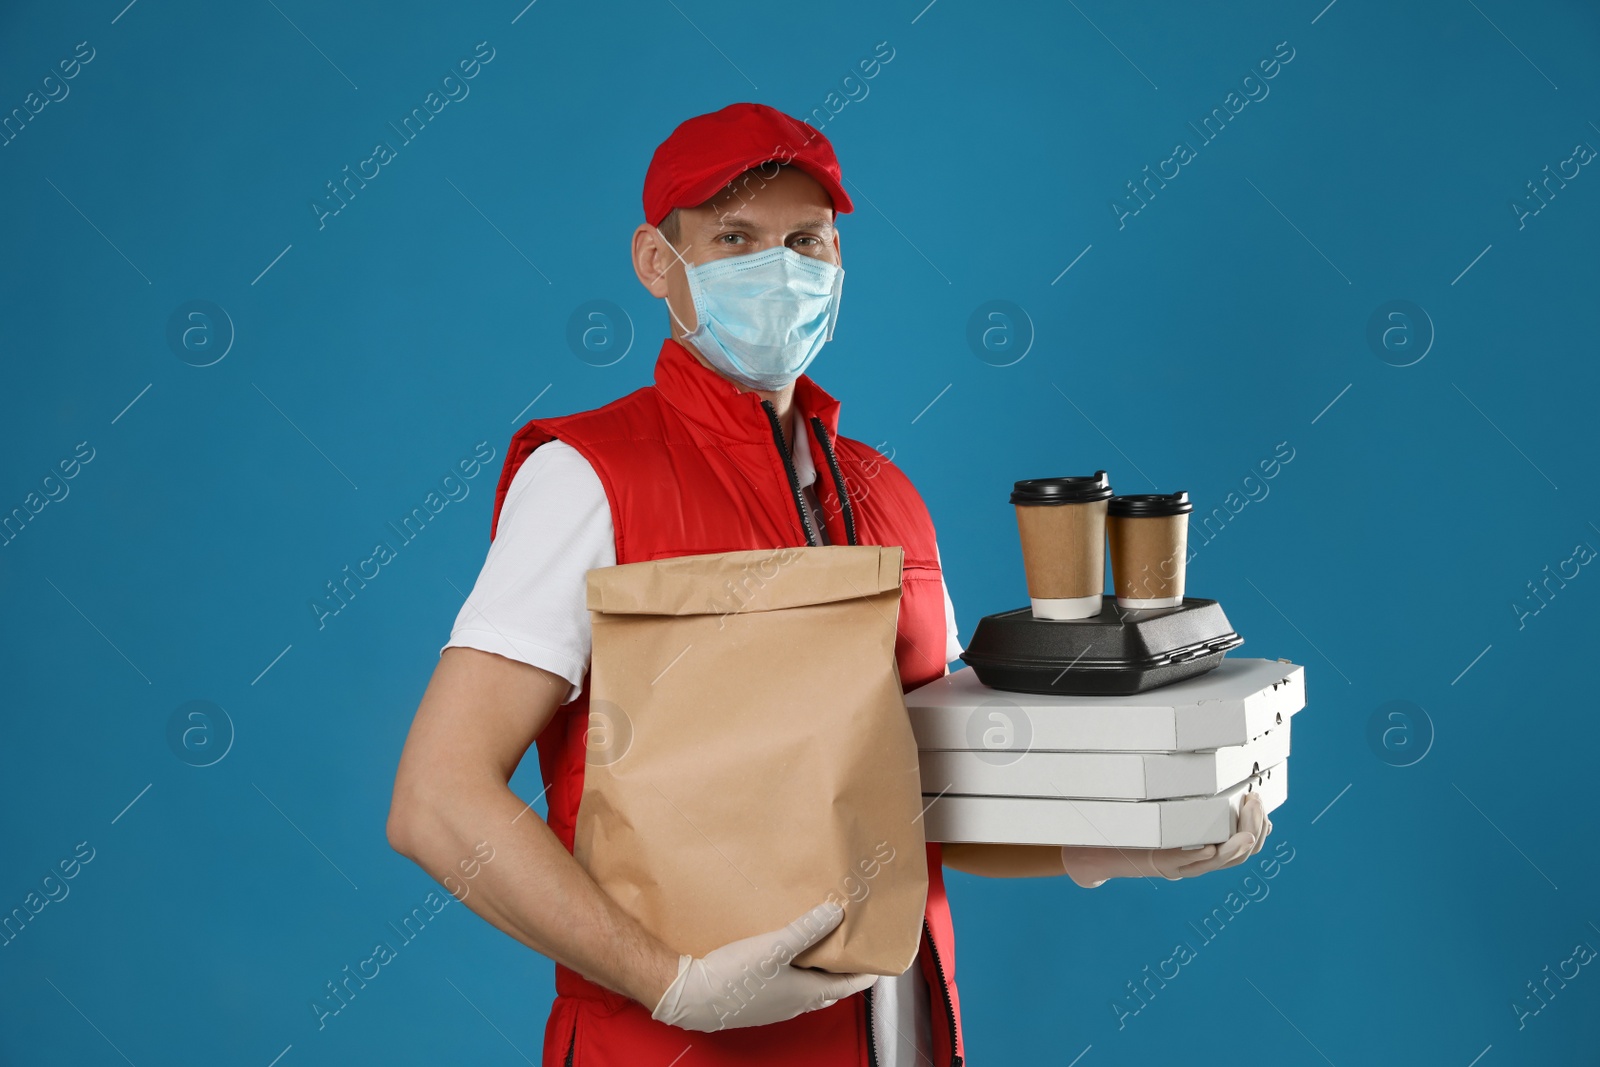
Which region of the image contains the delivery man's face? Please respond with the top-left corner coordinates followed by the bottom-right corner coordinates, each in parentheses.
top-left (634, 165), bottom-right (843, 341)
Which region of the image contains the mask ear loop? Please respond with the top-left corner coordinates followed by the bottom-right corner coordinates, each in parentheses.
top-left (652, 225), bottom-right (700, 342)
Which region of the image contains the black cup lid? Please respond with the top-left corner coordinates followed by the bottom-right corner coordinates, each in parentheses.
top-left (1108, 491), bottom-right (1192, 516)
top-left (1011, 471), bottom-right (1112, 505)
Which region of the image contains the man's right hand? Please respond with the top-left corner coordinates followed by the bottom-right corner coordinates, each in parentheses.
top-left (650, 901), bottom-right (878, 1032)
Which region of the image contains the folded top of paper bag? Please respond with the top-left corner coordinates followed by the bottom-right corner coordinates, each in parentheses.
top-left (586, 544), bottom-right (904, 617)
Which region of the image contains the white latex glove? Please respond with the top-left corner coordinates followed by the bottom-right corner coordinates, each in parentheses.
top-left (1066, 790), bottom-right (1273, 887)
top-left (650, 901), bottom-right (879, 1032)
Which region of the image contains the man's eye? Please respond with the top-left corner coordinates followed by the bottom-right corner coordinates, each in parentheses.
top-left (718, 233), bottom-right (746, 244)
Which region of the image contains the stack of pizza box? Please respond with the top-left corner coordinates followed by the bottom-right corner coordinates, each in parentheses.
top-left (902, 658), bottom-right (1302, 849)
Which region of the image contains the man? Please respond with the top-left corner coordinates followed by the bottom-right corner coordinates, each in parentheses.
top-left (386, 102), bottom-right (1271, 1066)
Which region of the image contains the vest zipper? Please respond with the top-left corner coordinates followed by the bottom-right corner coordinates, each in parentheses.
top-left (809, 415), bottom-right (858, 547)
top-left (563, 1018), bottom-right (576, 1066)
top-left (925, 917), bottom-right (961, 1067)
top-left (763, 398), bottom-right (885, 1062)
top-left (863, 981), bottom-right (879, 1067)
top-left (759, 399), bottom-right (819, 547)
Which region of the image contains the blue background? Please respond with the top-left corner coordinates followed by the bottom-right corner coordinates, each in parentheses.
top-left (3, 0), bottom-right (1598, 1063)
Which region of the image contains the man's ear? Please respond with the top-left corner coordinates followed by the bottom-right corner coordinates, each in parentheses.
top-left (632, 223), bottom-right (672, 298)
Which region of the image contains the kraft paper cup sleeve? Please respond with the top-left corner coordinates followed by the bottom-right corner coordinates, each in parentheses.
top-left (1107, 512), bottom-right (1188, 601)
top-left (1013, 500), bottom-right (1107, 599)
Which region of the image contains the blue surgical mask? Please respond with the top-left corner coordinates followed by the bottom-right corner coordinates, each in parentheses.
top-left (660, 231), bottom-right (844, 391)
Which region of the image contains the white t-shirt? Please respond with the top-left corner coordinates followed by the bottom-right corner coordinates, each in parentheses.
top-left (443, 416), bottom-right (954, 1065)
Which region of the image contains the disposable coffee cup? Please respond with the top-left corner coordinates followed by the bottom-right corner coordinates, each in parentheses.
top-left (1107, 492), bottom-right (1193, 609)
top-left (1011, 472), bottom-right (1113, 620)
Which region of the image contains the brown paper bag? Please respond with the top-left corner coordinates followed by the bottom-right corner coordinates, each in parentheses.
top-left (574, 544), bottom-right (928, 976)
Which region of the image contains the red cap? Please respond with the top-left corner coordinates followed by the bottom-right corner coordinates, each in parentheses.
top-left (642, 102), bottom-right (854, 228)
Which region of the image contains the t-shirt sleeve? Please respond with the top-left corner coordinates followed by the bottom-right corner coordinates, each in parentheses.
top-left (441, 439), bottom-right (614, 704)
top-left (936, 541), bottom-right (962, 663)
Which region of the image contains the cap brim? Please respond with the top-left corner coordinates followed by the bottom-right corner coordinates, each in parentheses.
top-left (673, 156), bottom-right (854, 220)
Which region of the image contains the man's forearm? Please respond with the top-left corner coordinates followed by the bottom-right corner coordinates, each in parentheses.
top-left (1061, 844), bottom-right (1182, 886)
top-left (941, 842), bottom-right (1071, 878)
top-left (390, 779), bottom-right (679, 1008)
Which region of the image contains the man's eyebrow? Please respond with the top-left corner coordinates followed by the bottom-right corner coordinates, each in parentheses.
top-left (709, 214), bottom-right (834, 233)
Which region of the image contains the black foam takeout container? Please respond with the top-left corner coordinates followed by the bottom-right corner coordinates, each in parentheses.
top-left (958, 597), bottom-right (1243, 696)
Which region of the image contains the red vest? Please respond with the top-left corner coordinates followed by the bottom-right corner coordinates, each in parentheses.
top-left (490, 337), bottom-right (965, 1067)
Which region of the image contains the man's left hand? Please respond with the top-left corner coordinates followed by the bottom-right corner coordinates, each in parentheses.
top-left (1063, 791), bottom-right (1273, 887)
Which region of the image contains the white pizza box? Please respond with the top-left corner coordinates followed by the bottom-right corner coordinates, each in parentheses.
top-left (923, 759), bottom-right (1289, 849)
top-left (918, 720), bottom-right (1290, 800)
top-left (905, 658), bottom-right (1305, 753)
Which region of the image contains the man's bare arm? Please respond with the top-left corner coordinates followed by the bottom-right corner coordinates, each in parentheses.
top-left (386, 646), bottom-right (679, 1007)
top-left (941, 843), bottom-right (1071, 878)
